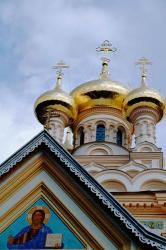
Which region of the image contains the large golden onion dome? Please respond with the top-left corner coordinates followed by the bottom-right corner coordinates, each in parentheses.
top-left (123, 58), bottom-right (165, 122)
top-left (34, 64), bottom-right (77, 124)
top-left (71, 40), bottom-right (129, 112)
top-left (71, 78), bottom-right (129, 112)
top-left (71, 40), bottom-right (129, 111)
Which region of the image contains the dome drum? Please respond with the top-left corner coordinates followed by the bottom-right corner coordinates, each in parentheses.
top-left (72, 107), bottom-right (132, 149)
top-left (36, 108), bottom-right (70, 128)
top-left (129, 106), bottom-right (161, 124)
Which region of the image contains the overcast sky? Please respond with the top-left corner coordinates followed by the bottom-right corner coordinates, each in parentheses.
top-left (0, 0), bottom-right (166, 163)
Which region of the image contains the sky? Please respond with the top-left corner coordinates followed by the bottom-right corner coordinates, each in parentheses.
top-left (0, 0), bottom-right (166, 163)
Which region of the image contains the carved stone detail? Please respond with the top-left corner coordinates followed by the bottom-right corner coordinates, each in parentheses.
top-left (130, 107), bottom-right (159, 146)
top-left (44, 110), bottom-right (69, 143)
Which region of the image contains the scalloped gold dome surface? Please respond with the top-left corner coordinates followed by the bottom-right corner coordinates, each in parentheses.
top-left (123, 85), bottom-right (165, 121)
top-left (34, 87), bottom-right (77, 123)
top-left (71, 79), bottom-right (129, 112)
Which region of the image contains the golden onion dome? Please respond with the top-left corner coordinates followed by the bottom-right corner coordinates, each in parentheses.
top-left (70, 40), bottom-right (130, 112)
top-left (123, 79), bottom-right (165, 122)
top-left (71, 40), bottom-right (131, 112)
top-left (71, 78), bottom-right (129, 112)
top-left (124, 57), bottom-right (166, 122)
top-left (34, 73), bottom-right (77, 125)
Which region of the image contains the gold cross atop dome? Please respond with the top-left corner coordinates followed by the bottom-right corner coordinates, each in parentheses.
top-left (135, 57), bottom-right (152, 87)
top-left (96, 40), bottom-right (117, 80)
top-left (53, 60), bottom-right (69, 89)
top-left (96, 40), bottom-right (117, 55)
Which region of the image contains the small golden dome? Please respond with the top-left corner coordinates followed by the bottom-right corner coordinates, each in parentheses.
top-left (34, 72), bottom-right (77, 124)
top-left (34, 61), bottom-right (77, 124)
top-left (34, 86), bottom-right (77, 124)
top-left (124, 57), bottom-right (165, 122)
top-left (123, 85), bottom-right (165, 121)
top-left (71, 79), bottom-right (129, 112)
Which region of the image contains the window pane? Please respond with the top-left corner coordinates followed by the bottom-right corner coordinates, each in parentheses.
top-left (117, 129), bottom-right (122, 146)
top-left (80, 130), bottom-right (84, 146)
top-left (96, 125), bottom-right (105, 141)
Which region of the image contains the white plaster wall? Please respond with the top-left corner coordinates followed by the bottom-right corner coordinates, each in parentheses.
top-left (134, 159), bottom-right (160, 169)
top-left (151, 159), bottom-right (160, 168)
top-left (48, 118), bottom-right (65, 143)
top-left (73, 142), bottom-right (129, 156)
top-left (133, 114), bottom-right (156, 146)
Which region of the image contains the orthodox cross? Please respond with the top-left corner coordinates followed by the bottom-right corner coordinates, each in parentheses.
top-left (52, 60), bottom-right (69, 88)
top-left (135, 57), bottom-right (152, 86)
top-left (96, 40), bottom-right (117, 79)
top-left (96, 40), bottom-right (117, 57)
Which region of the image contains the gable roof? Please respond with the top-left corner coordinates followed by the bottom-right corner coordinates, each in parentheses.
top-left (1, 130), bottom-right (166, 250)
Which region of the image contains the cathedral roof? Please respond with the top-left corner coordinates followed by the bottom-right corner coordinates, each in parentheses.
top-left (1, 130), bottom-right (166, 249)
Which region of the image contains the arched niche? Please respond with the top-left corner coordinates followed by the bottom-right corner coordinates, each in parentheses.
top-left (87, 144), bottom-right (112, 156)
top-left (78, 126), bottom-right (84, 146)
top-left (116, 126), bottom-right (126, 147)
top-left (102, 180), bottom-right (127, 192)
top-left (89, 148), bottom-right (109, 155)
top-left (139, 146), bottom-right (153, 152)
top-left (141, 180), bottom-right (166, 191)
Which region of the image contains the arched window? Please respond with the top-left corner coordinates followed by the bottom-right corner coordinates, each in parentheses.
top-left (117, 129), bottom-right (122, 146)
top-left (96, 124), bottom-right (105, 142)
top-left (79, 127), bottom-right (84, 146)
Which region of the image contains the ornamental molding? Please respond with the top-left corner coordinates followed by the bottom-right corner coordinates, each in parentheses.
top-left (73, 107), bottom-right (133, 131)
top-left (130, 106), bottom-right (160, 123)
top-left (0, 130), bottom-right (166, 249)
top-left (43, 109), bottom-right (69, 126)
top-left (132, 141), bottom-right (162, 153)
top-left (119, 160), bottom-right (147, 171)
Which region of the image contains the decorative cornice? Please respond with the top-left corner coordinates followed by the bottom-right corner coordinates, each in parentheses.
top-left (0, 130), bottom-right (166, 249)
top-left (73, 107), bottom-right (133, 131)
top-left (43, 110), bottom-right (69, 127)
top-left (130, 106), bottom-right (160, 123)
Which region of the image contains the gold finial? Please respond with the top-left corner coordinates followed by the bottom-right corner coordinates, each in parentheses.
top-left (96, 40), bottom-right (117, 80)
top-left (53, 60), bottom-right (69, 89)
top-left (135, 57), bottom-right (152, 87)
